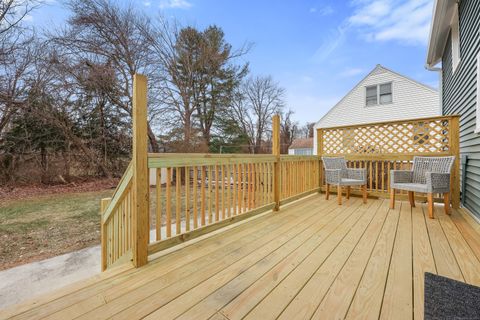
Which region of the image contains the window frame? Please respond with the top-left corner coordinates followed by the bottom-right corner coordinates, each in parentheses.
top-left (365, 82), bottom-right (393, 107)
top-left (365, 85), bottom-right (378, 106)
top-left (451, 3), bottom-right (461, 73)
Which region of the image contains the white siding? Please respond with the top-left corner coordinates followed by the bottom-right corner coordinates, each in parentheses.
top-left (288, 148), bottom-right (313, 155)
top-left (313, 65), bottom-right (440, 155)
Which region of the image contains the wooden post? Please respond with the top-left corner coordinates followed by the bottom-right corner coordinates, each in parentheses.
top-left (272, 114), bottom-right (280, 211)
top-left (100, 197), bottom-right (111, 271)
top-left (317, 128), bottom-right (323, 193)
top-left (450, 116), bottom-right (460, 209)
top-left (132, 74), bottom-right (149, 268)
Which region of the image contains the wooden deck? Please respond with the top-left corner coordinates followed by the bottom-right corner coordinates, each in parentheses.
top-left (2, 194), bottom-right (480, 320)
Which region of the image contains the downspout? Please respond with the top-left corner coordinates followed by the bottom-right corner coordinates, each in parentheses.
top-left (425, 64), bottom-right (443, 115)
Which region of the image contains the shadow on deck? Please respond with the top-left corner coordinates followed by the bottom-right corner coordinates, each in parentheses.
top-left (2, 194), bottom-right (480, 320)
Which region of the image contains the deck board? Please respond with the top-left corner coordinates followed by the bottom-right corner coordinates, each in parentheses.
top-left (2, 195), bottom-right (480, 320)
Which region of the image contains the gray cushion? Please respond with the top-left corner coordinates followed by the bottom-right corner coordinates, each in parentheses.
top-left (391, 182), bottom-right (428, 193)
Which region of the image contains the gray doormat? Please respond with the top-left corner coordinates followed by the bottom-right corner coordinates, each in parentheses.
top-left (425, 272), bottom-right (480, 320)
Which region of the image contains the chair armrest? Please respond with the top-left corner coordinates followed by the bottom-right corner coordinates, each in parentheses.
top-left (347, 168), bottom-right (366, 182)
top-left (390, 170), bottom-right (413, 184)
top-left (426, 172), bottom-right (451, 191)
top-left (324, 169), bottom-right (341, 184)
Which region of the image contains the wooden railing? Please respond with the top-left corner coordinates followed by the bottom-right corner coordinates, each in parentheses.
top-left (317, 115), bottom-right (460, 207)
top-left (145, 153), bottom-right (321, 255)
top-left (99, 75), bottom-right (322, 271)
top-left (99, 162), bottom-right (133, 271)
top-left (279, 155), bottom-right (321, 203)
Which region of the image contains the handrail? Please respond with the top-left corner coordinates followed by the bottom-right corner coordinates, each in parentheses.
top-left (100, 161), bottom-right (134, 271)
top-left (102, 161), bottom-right (133, 223)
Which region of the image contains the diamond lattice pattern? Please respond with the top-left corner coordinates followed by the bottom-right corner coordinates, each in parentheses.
top-left (322, 119), bottom-right (450, 155)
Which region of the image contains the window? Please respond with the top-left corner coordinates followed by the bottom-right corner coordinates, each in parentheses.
top-left (379, 83), bottom-right (392, 104)
top-left (365, 82), bottom-right (393, 106)
top-left (451, 3), bottom-right (461, 72)
top-left (366, 85), bottom-right (377, 106)
top-left (476, 52), bottom-right (480, 133)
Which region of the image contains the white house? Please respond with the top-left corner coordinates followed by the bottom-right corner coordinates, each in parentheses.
top-left (288, 137), bottom-right (314, 155)
top-left (313, 64), bottom-right (440, 155)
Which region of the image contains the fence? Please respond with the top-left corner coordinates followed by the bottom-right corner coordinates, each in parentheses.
top-left (317, 115), bottom-right (460, 206)
top-left (99, 75), bottom-right (321, 271)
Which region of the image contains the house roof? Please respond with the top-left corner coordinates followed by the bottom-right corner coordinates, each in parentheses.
top-left (289, 138), bottom-right (313, 149)
top-left (314, 64), bottom-right (438, 128)
top-left (426, 0), bottom-right (457, 67)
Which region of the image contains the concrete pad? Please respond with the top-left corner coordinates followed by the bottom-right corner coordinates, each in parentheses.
top-left (0, 245), bottom-right (100, 309)
top-left (0, 217), bottom-right (229, 309)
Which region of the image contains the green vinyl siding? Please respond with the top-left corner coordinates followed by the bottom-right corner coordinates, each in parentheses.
top-left (442, 0), bottom-right (480, 218)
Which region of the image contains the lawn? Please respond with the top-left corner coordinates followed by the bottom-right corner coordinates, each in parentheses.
top-left (0, 189), bottom-right (114, 270)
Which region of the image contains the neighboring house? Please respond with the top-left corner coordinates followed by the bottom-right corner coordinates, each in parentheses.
top-left (288, 138), bottom-right (313, 155)
top-left (426, 0), bottom-right (480, 220)
top-left (313, 64), bottom-right (440, 154)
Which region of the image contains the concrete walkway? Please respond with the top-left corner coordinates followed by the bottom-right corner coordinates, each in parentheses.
top-left (0, 219), bottom-right (222, 309)
top-left (0, 245), bottom-right (101, 309)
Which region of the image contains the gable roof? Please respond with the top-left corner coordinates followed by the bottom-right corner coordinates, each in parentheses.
top-left (426, 0), bottom-right (457, 67)
top-left (289, 138), bottom-right (313, 149)
top-left (315, 64), bottom-right (438, 128)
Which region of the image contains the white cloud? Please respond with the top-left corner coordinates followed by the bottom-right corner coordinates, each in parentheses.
top-left (339, 67), bottom-right (364, 77)
top-left (143, 1), bottom-right (151, 7)
top-left (318, 5), bottom-right (334, 16)
top-left (159, 0), bottom-right (192, 9)
top-left (348, 0), bottom-right (433, 45)
top-left (311, 25), bottom-right (347, 63)
top-left (310, 5), bottom-right (334, 16)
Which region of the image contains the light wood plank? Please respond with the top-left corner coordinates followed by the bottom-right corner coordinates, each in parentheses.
top-left (411, 205), bottom-right (436, 320)
top-left (243, 199), bottom-right (370, 320)
top-left (380, 201), bottom-right (413, 320)
top-left (311, 200), bottom-right (390, 319)
top-left (278, 200), bottom-right (383, 320)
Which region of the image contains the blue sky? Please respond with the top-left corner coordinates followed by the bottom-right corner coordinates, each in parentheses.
top-left (28, 0), bottom-right (438, 124)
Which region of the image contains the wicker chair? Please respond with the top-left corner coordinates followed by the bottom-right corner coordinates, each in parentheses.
top-left (390, 156), bottom-right (455, 218)
top-left (322, 157), bottom-right (367, 205)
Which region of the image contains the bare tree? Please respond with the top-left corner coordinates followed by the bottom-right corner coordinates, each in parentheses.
top-left (297, 122), bottom-right (315, 138)
top-left (227, 75), bottom-right (285, 153)
top-left (0, 0), bottom-right (40, 136)
top-left (0, 0), bottom-right (41, 37)
top-left (280, 109), bottom-right (297, 154)
top-left (51, 0), bottom-right (161, 152)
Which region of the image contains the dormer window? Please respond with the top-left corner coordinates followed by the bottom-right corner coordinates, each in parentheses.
top-left (366, 82), bottom-right (392, 106)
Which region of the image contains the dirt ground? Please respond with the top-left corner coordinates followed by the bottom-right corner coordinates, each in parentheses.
top-left (0, 180), bottom-right (118, 271)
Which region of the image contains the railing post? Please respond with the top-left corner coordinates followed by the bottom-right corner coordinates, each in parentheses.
top-left (317, 128), bottom-right (323, 192)
top-left (132, 74), bottom-right (150, 267)
top-left (450, 116), bottom-right (460, 208)
top-left (272, 114), bottom-right (280, 211)
top-left (100, 197), bottom-right (111, 271)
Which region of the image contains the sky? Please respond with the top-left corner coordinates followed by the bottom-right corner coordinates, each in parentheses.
top-left (27, 0), bottom-right (438, 124)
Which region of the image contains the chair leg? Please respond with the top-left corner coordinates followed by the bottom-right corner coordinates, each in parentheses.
top-left (390, 188), bottom-right (395, 209)
top-left (325, 184), bottom-right (330, 200)
top-left (362, 185), bottom-right (367, 204)
top-left (337, 185), bottom-right (342, 205)
top-left (408, 191), bottom-right (415, 207)
top-left (444, 192), bottom-right (450, 215)
top-left (427, 193), bottom-right (434, 219)
top-left (346, 186), bottom-right (351, 200)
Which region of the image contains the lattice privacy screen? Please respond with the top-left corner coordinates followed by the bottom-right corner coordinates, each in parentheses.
top-left (320, 117), bottom-right (451, 155)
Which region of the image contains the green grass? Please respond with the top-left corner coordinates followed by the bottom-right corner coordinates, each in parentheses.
top-left (0, 189), bottom-right (114, 270)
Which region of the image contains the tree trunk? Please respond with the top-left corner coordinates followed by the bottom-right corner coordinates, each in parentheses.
top-left (147, 123), bottom-right (159, 153)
